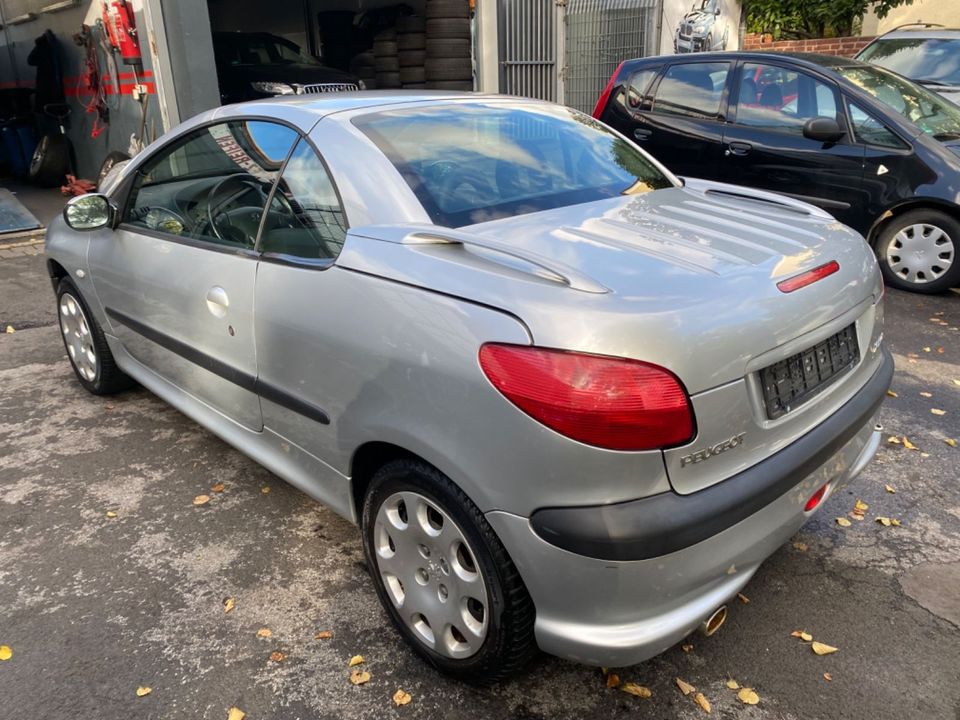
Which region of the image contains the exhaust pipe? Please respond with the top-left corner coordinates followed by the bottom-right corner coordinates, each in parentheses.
top-left (700, 605), bottom-right (727, 637)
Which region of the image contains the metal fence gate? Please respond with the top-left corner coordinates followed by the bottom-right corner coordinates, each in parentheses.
top-left (499, 0), bottom-right (661, 112)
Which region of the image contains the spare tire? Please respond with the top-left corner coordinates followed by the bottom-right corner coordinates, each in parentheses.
top-left (426, 0), bottom-right (470, 19)
top-left (97, 150), bottom-right (131, 190)
top-left (28, 133), bottom-right (71, 188)
top-left (399, 67), bottom-right (426, 84)
top-left (397, 15), bottom-right (426, 33)
top-left (399, 49), bottom-right (426, 67)
top-left (425, 58), bottom-right (473, 81)
top-left (397, 32), bottom-right (426, 50)
top-left (373, 40), bottom-right (398, 57)
top-left (375, 56), bottom-right (400, 72)
top-left (426, 17), bottom-right (470, 39)
top-left (376, 71), bottom-right (402, 88)
top-left (426, 38), bottom-right (471, 58)
top-left (426, 80), bottom-right (474, 91)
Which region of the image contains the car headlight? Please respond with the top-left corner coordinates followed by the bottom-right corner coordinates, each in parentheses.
top-left (694, 25), bottom-right (705, 32)
top-left (250, 81), bottom-right (296, 95)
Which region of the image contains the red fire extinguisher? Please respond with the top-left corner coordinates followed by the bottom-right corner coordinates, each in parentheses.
top-left (103, 0), bottom-right (142, 70)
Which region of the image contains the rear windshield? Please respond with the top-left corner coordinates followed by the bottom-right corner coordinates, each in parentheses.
top-left (353, 102), bottom-right (673, 227)
top-left (857, 37), bottom-right (960, 87)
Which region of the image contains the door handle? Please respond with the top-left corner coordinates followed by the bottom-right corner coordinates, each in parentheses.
top-left (725, 141), bottom-right (752, 157)
top-left (206, 286), bottom-right (229, 319)
top-left (633, 128), bottom-right (652, 141)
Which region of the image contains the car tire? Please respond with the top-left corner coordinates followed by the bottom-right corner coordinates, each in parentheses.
top-left (56, 277), bottom-right (134, 395)
top-left (373, 40), bottom-right (398, 57)
top-left (425, 38), bottom-right (471, 58)
top-left (397, 15), bottom-right (426, 33)
top-left (29, 133), bottom-right (71, 188)
top-left (398, 49), bottom-right (426, 67)
top-left (426, 80), bottom-right (473, 91)
top-left (97, 150), bottom-right (130, 189)
top-left (426, 18), bottom-right (471, 40)
top-left (375, 56), bottom-right (400, 73)
top-left (399, 67), bottom-right (426, 84)
top-left (361, 459), bottom-right (536, 684)
top-left (426, 0), bottom-right (470, 19)
top-left (425, 58), bottom-right (472, 82)
top-left (376, 71), bottom-right (402, 88)
top-left (397, 32), bottom-right (426, 51)
top-left (875, 209), bottom-right (960, 293)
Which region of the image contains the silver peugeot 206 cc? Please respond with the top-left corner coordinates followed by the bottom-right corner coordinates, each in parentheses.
top-left (47, 91), bottom-right (892, 683)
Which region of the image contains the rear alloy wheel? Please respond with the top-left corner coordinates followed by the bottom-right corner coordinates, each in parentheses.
top-left (876, 209), bottom-right (960, 293)
top-left (362, 460), bottom-right (535, 683)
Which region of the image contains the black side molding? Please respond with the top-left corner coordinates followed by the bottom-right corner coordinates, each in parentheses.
top-left (530, 348), bottom-right (894, 562)
top-left (105, 307), bottom-right (330, 425)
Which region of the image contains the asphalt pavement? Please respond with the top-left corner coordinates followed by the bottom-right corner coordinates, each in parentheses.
top-left (1, 247), bottom-right (958, 720)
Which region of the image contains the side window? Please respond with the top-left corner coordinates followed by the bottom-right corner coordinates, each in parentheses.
top-left (652, 62), bottom-right (730, 119)
top-left (618, 68), bottom-right (659, 111)
top-left (259, 138), bottom-right (347, 260)
top-left (124, 120), bottom-right (297, 248)
top-left (735, 63), bottom-right (839, 134)
top-left (847, 102), bottom-right (908, 148)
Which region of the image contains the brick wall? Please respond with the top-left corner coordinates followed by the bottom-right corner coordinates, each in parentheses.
top-left (743, 33), bottom-right (876, 58)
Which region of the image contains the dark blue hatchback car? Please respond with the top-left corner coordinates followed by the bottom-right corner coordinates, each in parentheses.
top-left (593, 51), bottom-right (960, 293)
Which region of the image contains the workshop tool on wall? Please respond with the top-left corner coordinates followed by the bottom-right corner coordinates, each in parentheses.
top-left (73, 24), bottom-right (110, 140)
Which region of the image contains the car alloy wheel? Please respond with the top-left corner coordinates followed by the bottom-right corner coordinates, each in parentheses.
top-left (372, 489), bottom-right (489, 659)
top-left (59, 291), bottom-right (98, 383)
top-left (885, 222), bottom-right (954, 285)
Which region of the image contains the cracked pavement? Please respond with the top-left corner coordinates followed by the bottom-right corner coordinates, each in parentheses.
top-left (1, 250), bottom-right (959, 719)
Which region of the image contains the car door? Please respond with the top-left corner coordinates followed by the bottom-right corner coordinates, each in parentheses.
top-left (87, 119), bottom-right (298, 431)
top-left (719, 61), bottom-right (867, 228)
top-left (628, 60), bottom-right (732, 178)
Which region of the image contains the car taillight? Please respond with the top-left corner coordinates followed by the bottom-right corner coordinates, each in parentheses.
top-left (804, 482), bottom-right (829, 512)
top-left (478, 344), bottom-right (694, 451)
top-left (591, 61), bottom-right (625, 119)
top-left (777, 260), bottom-right (839, 293)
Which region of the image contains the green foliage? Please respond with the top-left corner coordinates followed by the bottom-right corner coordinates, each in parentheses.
top-left (745, 0), bottom-right (914, 39)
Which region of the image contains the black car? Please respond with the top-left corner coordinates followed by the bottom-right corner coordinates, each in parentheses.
top-left (212, 32), bottom-right (362, 105)
top-left (856, 26), bottom-right (960, 106)
top-left (593, 51), bottom-right (960, 293)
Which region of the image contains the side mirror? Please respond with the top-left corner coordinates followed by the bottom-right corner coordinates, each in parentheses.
top-left (63, 193), bottom-right (114, 231)
top-left (803, 116), bottom-right (845, 143)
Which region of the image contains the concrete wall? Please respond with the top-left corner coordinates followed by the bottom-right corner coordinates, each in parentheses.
top-left (862, 0), bottom-right (960, 36)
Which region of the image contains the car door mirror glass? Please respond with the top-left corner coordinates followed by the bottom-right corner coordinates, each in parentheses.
top-left (63, 194), bottom-right (112, 231)
top-left (803, 116), bottom-right (845, 143)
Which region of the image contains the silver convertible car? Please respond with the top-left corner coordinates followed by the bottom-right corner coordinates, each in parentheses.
top-left (48, 91), bottom-right (892, 683)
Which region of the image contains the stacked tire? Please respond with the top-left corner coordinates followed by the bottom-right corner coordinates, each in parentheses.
top-left (397, 16), bottom-right (426, 89)
top-left (350, 51), bottom-right (376, 90)
top-left (425, 0), bottom-right (472, 91)
top-left (373, 30), bottom-right (401, 89)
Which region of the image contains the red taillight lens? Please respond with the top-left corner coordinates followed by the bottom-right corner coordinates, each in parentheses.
top-left (591, 61), bottom-right (625, 119)
top-left (804, 483), bottom-right (829, 512)
top-left (478, 344), bottom-right (694, 451)
top-left (777, 260), bottom-right (840, 293)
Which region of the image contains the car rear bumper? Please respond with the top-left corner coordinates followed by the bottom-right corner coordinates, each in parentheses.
top-left (485, 349), bottom-right (891, 667)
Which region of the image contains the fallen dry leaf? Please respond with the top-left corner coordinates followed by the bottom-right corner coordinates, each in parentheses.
top-left (621, 683), bottom-right (652, 698)
top-left (953, 379), bottom-right (960, 387)
top-left (393, 689), bottom-right (412, 706)
top-left (887, 436), bottom-right (901, 445)
top-left (937, 347), bottom-right (945, 353)
top-left (891, 518), bottom-right (902, 526)
top-left (923, 346), bottom-right (931, 353)
top-left (348, 655), bottom-right (365, 667)
top-left (256, 628), bottom-right (272, 638)
top-left (848, 512), bottom-right (864, 521)
top-left (946, 438), bottom-right (957, 448)
top-left (223, 597), bottom-right (235, 614)
top-left (676, 677), bottom-right (696, 696)
top-left (836, 517), bottom-right (852, 527)
top-left (932, 409), bottom-right (946, 416)
top-left (261, 486), bottom-right (271, 494)
top-left (0, 645), bottom-right (11, 661)
top-left (854, 499), bottom-right (869, 513)
top-left (737, 688), bottom-right (760, 705)
top-left (726, 679), bottom-right (740, 689)
top-left (886, 390), bottom-right (898, 398)
top-left (902, 437), bottom-right (918, 450)
top-left (823, 672), bottom-right (833, 682)
top-left (791, 630), bottom-right (813, 642)
top-left (793, 542), bottom-right (808, 552)
top-left (4, 325), bottom-right (14, 334)
top-left (227, 708), bottom-right (245, 720)
top-left (606, 672), bottom-right (621, 688)
top-left (193, 495), bottom-right (211, 506)
top-left (315, 630), bottom-right (333, 640)
top-left (920, 391), bottom-right (933, 398)
top-left (885, 485), bottom-right (896, 494)
top-left (694, 692), bottom-right (712, 714)
top-left (269, 651), bottom-right (285, 663)
top-left (737, 592), bottom-right (750, 604)
top-left (811, 641), bottom-right (838, 655)
top-left (350, 669), bottom-right (371, 685)
top-left (136, 686), bottom-right (152, 697)
top-left (211, 483), bottom-right (226, 493)
top-left (681, 643), bottom-right (694, 653)
top-left (921, 452), bottom-right (930, 458)
top-left (106, 511), bottom-right (117, 518)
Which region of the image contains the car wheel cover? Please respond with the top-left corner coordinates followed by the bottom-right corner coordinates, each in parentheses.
top-left (59, 292), bottom-right (98, 382)
top-left (373, 490), bottom-right (489, 659)
top-left (886, 222), bottom-right (954, 284)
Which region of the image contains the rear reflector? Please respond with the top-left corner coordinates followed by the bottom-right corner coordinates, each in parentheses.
top-left (591, 61), bottom-right (624, 119)
top-left (478, 344), bottom-right (694, 451)
top-left (804, 483), bottom-right (829, 512)
top-left (777, 260), bottom-right (839, 293)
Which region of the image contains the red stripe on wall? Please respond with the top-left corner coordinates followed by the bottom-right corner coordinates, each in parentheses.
top-left (64, 82), bottom-right (156, 97)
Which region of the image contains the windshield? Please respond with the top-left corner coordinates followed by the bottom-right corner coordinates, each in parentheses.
top-left (857, 37), bottom-right (960, 87)
top-left (695, 0), bottom-right (717, 10)
top-left (353, 102), bottom-right (674, 227)
top-left (217, 35), bottom-right (321, 67)
top-left (836, 64), bottom-right (960, 139)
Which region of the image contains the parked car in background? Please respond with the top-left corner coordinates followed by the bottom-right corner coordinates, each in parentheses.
top-left (856, 25), bottom-right (960, 106)
top-left (594, 51), bottom-right (960, 293)
top-left (47, 92), bottom-right (890, 682)
top-left (212, 31), bottom-right (362, 105)
top-left (674, 0), bottom-right (729, 53)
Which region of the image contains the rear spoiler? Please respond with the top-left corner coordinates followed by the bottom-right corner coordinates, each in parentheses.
top-left (679, 177), bottom-right (836, 219)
